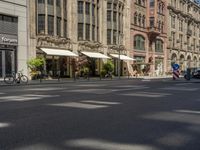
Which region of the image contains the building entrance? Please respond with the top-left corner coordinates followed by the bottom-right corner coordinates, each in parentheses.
top-left (0, 49), bottom-right (15, 78)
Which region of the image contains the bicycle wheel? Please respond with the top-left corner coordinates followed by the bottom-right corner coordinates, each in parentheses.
top-left (20, 75), bottom-right (28, 84)
top-left (4, 76), bottom-right (14, 84)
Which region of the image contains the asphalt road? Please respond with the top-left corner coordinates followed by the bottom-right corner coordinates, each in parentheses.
top-left (0, 79), bottom-right (200, 150)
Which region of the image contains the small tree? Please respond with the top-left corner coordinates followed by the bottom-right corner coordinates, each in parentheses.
top-left (103, 60), bottom-right (114, 72)
top-left (101, 60), bottom-right (114, 77)
top-left (27, 57), bottom-right (45, 79)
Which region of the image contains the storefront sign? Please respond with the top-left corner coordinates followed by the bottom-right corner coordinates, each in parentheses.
top-left (0, 34), bottom-right (18, 45)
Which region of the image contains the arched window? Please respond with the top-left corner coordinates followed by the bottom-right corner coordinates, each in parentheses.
top-left (134, 35), bottom-right (145, 50)
top-left (155, 39), bottom-right (163, 52)
top-left (134, 12), bottom-right (137, 25)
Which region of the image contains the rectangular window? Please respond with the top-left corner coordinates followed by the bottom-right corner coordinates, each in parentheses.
top-left (48, 0), bottom-right (53, 5)
top-left (107, 3), bottom-right (112, 9)
top-left (171, 16), bottom-right (175, 28)
top-left (199, 40), bottom-right (200, 51)
top-left (179, 20), bottom-right (183, 31)
top-left (38, 14), bottom-right (45, 34)
top-left (78, 1), bottom-right (83, 14)
top-left (113, 30), bottom-right (117, 44)
top-left (171, 32), bottom-right (175, 47)
top-left (63, 0), bottom-right (67, 11)
top-left (48, 15), bottom-right (54, 35)
top-left (78, 23), bottom-right (83, 40)
top-left (85, 24), bottom-right (90, 40)
top-left (113, 12), bottom-right (117, 22)
top-left (64, 20), bottom-right (67, 37)
top-left (92, 4), bottom-right (95, 16)
top-left (85, 2), bottom-right (90, 15)
top-left (3, 16), bottom-right (12, 22)
top-left (150, 0), bottom-right (154, 7)
top-left (92, 25), bottom-right (95, 41)
top-left (113, 3), bottom-right (117, 10)
top-left (57, 17), bottom-right (61, 36)
top-left (0, 14), bottom-right (3, 21)
top-left (150, 17), bottom-right (154, 28)
top-left (56, 0), bottom-right (61, 7)
top-left (179, 34), bottom-right (183, 49)
top-left (107, 29), bottom-right (112, 44)
top-left (107, 11), bottom-right (112, 21)
top-left (38, 0), bottom-right (45, 4)
top-left (97, 27), bottom-right (99, 41)
top-left (193, 39), bottom-right (196, 51)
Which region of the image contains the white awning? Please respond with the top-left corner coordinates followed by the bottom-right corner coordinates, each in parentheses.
top-left (110, 54), bottom-right (135, 60)
top-left (40, 48), bottom-right (78, 57)
top-left (81, 51), bottom-right (110, 59)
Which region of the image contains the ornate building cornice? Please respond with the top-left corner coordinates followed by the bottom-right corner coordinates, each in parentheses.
top-left (78, 41), bottom-right (104, 53)
top-left (37, 35), bottom-right (73, 50)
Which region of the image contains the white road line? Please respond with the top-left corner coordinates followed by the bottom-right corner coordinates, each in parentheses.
top-left (49, 102), bottom-right (108, 109)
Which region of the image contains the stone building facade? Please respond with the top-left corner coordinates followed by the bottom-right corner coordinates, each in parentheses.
top-left (0, 0), bottom-right (28, 78)
top-left (167, 0), bottom-right (200, 72)
top-left (28, 0), bottom-right (132, 78)
top-left (131, 0), bottom-right (168, 76)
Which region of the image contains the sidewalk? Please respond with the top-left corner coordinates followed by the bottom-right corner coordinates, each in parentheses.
top-left (0, 75), bottom-right (199, 86)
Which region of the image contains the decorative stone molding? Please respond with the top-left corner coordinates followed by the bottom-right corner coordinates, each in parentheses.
top-left (108, 44), bottom-right (127, 55)
top-left (37, 35), bottom-right (73, 50)
top-left (78, 41), bottom-right (104, 53)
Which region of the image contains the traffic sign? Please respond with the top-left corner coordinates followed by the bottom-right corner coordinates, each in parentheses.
top-left (172, 64), bottom-right (179, 70)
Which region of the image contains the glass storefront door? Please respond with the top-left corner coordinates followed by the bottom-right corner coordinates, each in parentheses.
top-left (0, 49), bottom-right (15, 78)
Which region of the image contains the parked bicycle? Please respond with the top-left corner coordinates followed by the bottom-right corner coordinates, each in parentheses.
top-left (4, 70), bottom-right (28, 84)
top-left (105, 71), bottom-right (112, 79)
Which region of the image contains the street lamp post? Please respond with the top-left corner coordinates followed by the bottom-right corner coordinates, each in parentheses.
top-left (118, 45), bottom-right (121, 79)
top-left (118, 33), bottom-right (124, 79)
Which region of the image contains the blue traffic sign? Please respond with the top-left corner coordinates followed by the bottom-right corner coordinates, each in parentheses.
top-left (172, 64), bottom-right (179, 70)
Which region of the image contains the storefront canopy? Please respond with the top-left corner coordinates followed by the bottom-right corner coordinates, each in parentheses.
top-left (81, 51), bottom-right (110, 59)
top-left (40, 48), bottom-right (78, 57)
top-left (110, 54), bottom-right (135, 61)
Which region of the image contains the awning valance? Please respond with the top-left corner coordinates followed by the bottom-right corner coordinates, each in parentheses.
top-left (81, 51), bottom-right (110, 59)
top-left (110, 54), bottom-right (135, 60)
top-left (40, 48), bottom-right (78, 57)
